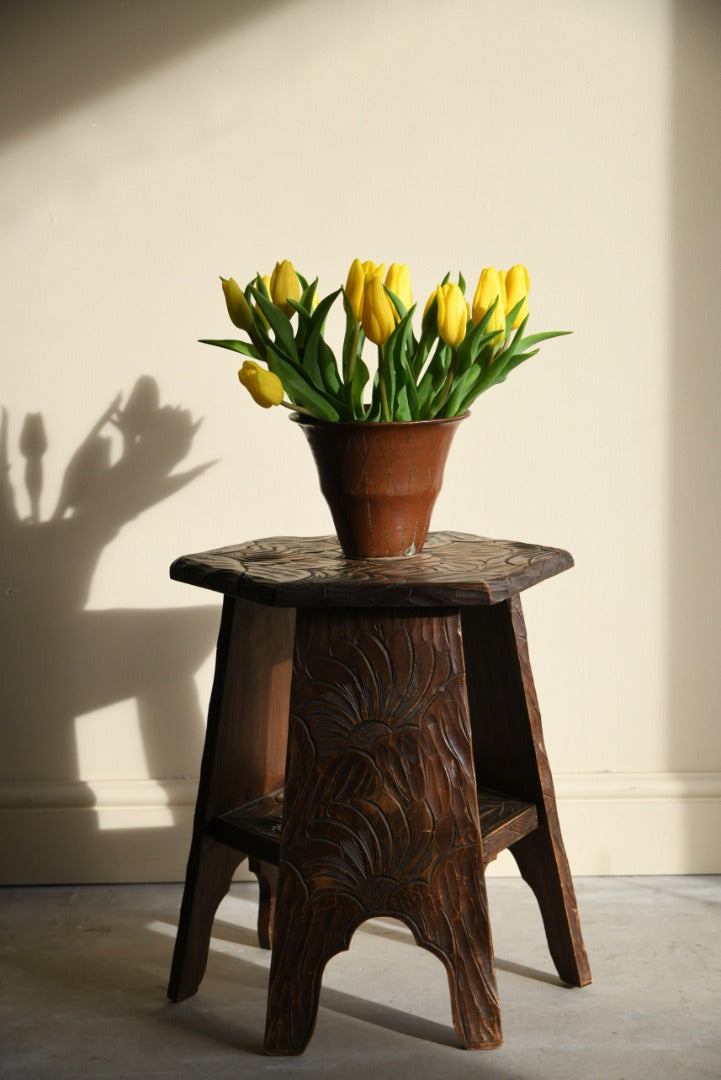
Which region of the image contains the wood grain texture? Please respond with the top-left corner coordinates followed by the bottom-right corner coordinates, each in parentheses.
top-left (461, 597), bottom-right (592, 988)
top-left (210, 787), bottom-right (536, 868)
top-left (167, 597), bottom-right (294, 1001)
top-left (170, 531), bottom-right (573, 609)
top-left (167, 532), bottom-right (589, 1057)
top-left (263, 607), bottom-right (502, 1054)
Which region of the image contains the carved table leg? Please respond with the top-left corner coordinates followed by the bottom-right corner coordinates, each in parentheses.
top-left (461, 597), bottom-right (592, 988)
top-left (168, 596), bottom-right (294, 1001)
top-left (248, 858), bottom-right (278, 950)
top-left (264, 607), bottom-right (502, 1054)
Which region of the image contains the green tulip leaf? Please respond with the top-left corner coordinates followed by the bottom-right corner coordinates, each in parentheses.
top-left (351, 355), bottom-right (371, 418)
top-left (504, 301), bottom-right (526, 336)
top-left (393, 313), bottom-right (419, 414)
top-left (514, 329), bottom-right (571, 349)
top-left (250, 287), bottom-right (299, 362)
top-left (265, 349), bottom-right (340, 421)
top-left (380, 340), bottom-right (396, 420)
top-left (298, 277), bottom-right (319, 312)
top-left (301, 288), bottom-right (343, 395)
top-left (488, 348), bottom-right (541, 386)
top-left (317, 337), bottom-right (343, 396)
top-left (198, 338), bottom-right (261, 360)
top-left (383, 285), bottom-right (413, 322)
top-left (394, 383), bottom-right (413, 421)
top-left (252, 274), bottom-right (270, 299)
top-left (438, 366), bottom-right (481, 417)
top-left (417, 341), bottom-right (452, 418)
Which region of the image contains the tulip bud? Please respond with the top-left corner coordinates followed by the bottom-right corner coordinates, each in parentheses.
top-left (435, 283), bottom-right (467, 348)
top-left (221, 277), bottom-right (254, 331)
top-left (345, 258), bottom-right (366, 321)
top-left (384, 263), bottom-right (413, 316)
top-left (362, 275), bottom-right (396, 345)
top-left (504, 264), bottom-right (530, 328)
top-left (269, 259), bottom-right (301, 317)
top-left (472, 267), bottom-right (506, 343)
top-left (238, 361), bottom-right (285, 408)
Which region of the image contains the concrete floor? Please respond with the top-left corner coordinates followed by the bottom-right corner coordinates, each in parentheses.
top-left (1, 876), bottom-right (719, 1079)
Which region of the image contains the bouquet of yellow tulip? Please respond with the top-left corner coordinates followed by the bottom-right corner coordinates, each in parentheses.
top-left (201, 259), bottom-right (568, 422)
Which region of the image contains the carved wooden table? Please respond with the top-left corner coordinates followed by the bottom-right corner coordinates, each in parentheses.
top-left (167, 532), bottom-right (591, 1054)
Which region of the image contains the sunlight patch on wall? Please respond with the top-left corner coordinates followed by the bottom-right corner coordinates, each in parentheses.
top-left (75, 699), bottom-right (149, 779)
top-left (75, 701), bottom-right (174, 829)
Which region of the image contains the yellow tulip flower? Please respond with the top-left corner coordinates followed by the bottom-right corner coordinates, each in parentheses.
top-left (385, 263), bottom-right (413, 315)
top-left (362, 260), bottom-right (386, 280)
top-left (504, 264), bottom-right (530, 328)
top-left (238, 361), bottom-right (284, 408)
top-left (472, 267), bottom-right (506, 343)
top-left (345, 258), bottom-right (366, 321)
top-left (435, 282), bottom-right (467, 348)
top-left (362, 274), bottom-right (396, 345)
top-left (221, 277), bottom-right (253, 332)
top-left (345, 259), bottom-right (387, 321)
top-left (269, 259), bottom-right (301, 317)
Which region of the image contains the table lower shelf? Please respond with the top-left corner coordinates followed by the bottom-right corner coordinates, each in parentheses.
top-left (210, 786), bottom-right (538, 868)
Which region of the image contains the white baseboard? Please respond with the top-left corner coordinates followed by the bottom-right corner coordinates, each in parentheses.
top-left (1, 772), bottom-right (720, 884)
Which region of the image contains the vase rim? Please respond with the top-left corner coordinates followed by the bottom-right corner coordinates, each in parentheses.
top-left (289, 411), bottom-right (469, 429)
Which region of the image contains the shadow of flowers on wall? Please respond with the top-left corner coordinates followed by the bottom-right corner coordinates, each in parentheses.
top-left (0, 377), bottom-right (220, 881)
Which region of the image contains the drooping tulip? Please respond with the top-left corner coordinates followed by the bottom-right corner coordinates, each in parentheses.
top-left (221, 277), bottom-right (253, 331)
top-left (269, 259), bottom-right (301, 316)
top-left (435, 282), bottom-right (467, 348)
top-left (472, 267), bottom-right (506, 343)
top-left (238, 361), bottom-right (285, 408)
top-left (384, 263), bottom-right (413, 316)
top-left (504, 264), bottom-right (530, 328)
top-left (362, 274), bottom-right (396, 345)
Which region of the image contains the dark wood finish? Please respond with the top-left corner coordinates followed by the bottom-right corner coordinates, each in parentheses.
top-left (248, 858), bottom-right (278, 951)
top-left (461, 596), bottom-right (592, 987)
top-left (167, 596), bottom-right (294, 1001)
top-left (170, 531), bottom-right (573, 609)
top-left (264, 607), bottom-right (502, 1054)
top-left (167, 531), bottom-right (590, 1055)
top-left (210, 786), bottom-right (537, 868)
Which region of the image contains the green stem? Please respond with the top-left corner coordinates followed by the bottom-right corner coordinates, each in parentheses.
top-left (379, 344), bottom-right (391, 421)
top-left (434, 348), bottom-right (457, 416)
top-left (280, 400), bottom-right (314, 416)
top-left (346, 322), bottom-right (359, 386)
top-left (346, 321), bottom-right (360, 417)
top-left (249, 328), bottom-right (268, 362)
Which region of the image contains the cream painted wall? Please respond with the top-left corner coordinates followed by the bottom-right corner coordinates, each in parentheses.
top-left (1, 0), bottom-right (719, 882)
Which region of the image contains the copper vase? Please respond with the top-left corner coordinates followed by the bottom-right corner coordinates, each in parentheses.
top-left (292, 413), bottom-right (466, 559)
